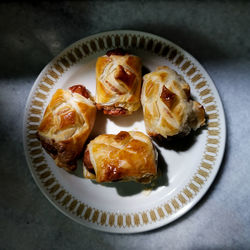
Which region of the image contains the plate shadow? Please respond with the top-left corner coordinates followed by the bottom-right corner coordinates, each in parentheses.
top-left (154, 124), bottom-right (207, 152)
top-left (108, 109), bottom-right (144, 127)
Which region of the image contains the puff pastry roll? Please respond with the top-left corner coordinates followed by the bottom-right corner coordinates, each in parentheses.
top-left (83, 131), bottom-right (157, 183)
top-left (37, 85), bottom-right (96, 171)
top-left (95, 49), bottom-right (142, 115)
top-left (141, 66), bottom-right (205, 139)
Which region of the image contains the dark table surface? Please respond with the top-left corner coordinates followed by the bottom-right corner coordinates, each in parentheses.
top-left (1, 1), bottom-right (250, 249)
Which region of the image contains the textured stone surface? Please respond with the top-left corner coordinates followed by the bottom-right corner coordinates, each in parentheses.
top-left (1, 1), bottom-right (250, 249)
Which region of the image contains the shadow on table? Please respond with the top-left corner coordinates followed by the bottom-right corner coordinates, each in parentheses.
top-left (127, 23), bottom-right (228, 63)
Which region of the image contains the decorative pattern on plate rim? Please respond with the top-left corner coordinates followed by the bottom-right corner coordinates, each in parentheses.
top-left (24, 31), bottom-right (224, 232)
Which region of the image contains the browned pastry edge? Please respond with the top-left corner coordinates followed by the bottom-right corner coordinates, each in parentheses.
top-left (36, 133), bottom-right (77, 171)
top-left (96, 103), bottom-right (128, 116)
top-left (137, 175), bottom-right (157, 184)
top-left (188, 102), bottom-right (206, 130)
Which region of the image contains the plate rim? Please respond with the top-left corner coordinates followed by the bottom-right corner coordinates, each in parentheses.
top-left (23, 29), bottom-right (226, 233)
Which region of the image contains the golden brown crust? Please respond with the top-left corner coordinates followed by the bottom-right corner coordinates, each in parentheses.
top-left (37, 85), bottom-right (96, 171)
top-left (141, 66), bottom-right (206, 138)
top-left (95, 50), bottom-right (142, 115)
top-left (83, 131), bottom-right (157, 183)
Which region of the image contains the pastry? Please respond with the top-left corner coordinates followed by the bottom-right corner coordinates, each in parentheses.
top-left (141, 66), bottom-right (205, 139)
top-left (83, 131), bottom-right (157, 183)
top-left (95, 48), bottom-right (142, 115)
top-left (37, 85), bottom-right (96, 171)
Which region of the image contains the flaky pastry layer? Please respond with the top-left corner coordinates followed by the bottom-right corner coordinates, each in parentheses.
top-left (96, 49), bottom-right (142, 115)
top-left (37, 85), bottom-right (96, 171)
top-left (141, 66), bottom-right (205, 138)
top-left (83, 131), bottom-right (158, 183)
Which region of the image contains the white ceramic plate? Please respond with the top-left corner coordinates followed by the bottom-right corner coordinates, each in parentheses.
top-left (23, 30), bottom-right (226, 233)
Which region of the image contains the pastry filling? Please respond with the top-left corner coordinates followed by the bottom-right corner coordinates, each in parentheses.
top-left (160, 85), bottom-right (177, 110)
top-left (69, 85), bottom-right (90, 99)
top-left (83, 150), bottom-right (95, 175)
top-left (96, 104), bottom-right (128, 115)
top-left (106, 48), bottom-right (127, 57)
top-left (114, 65), bottom-right (135, 89)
